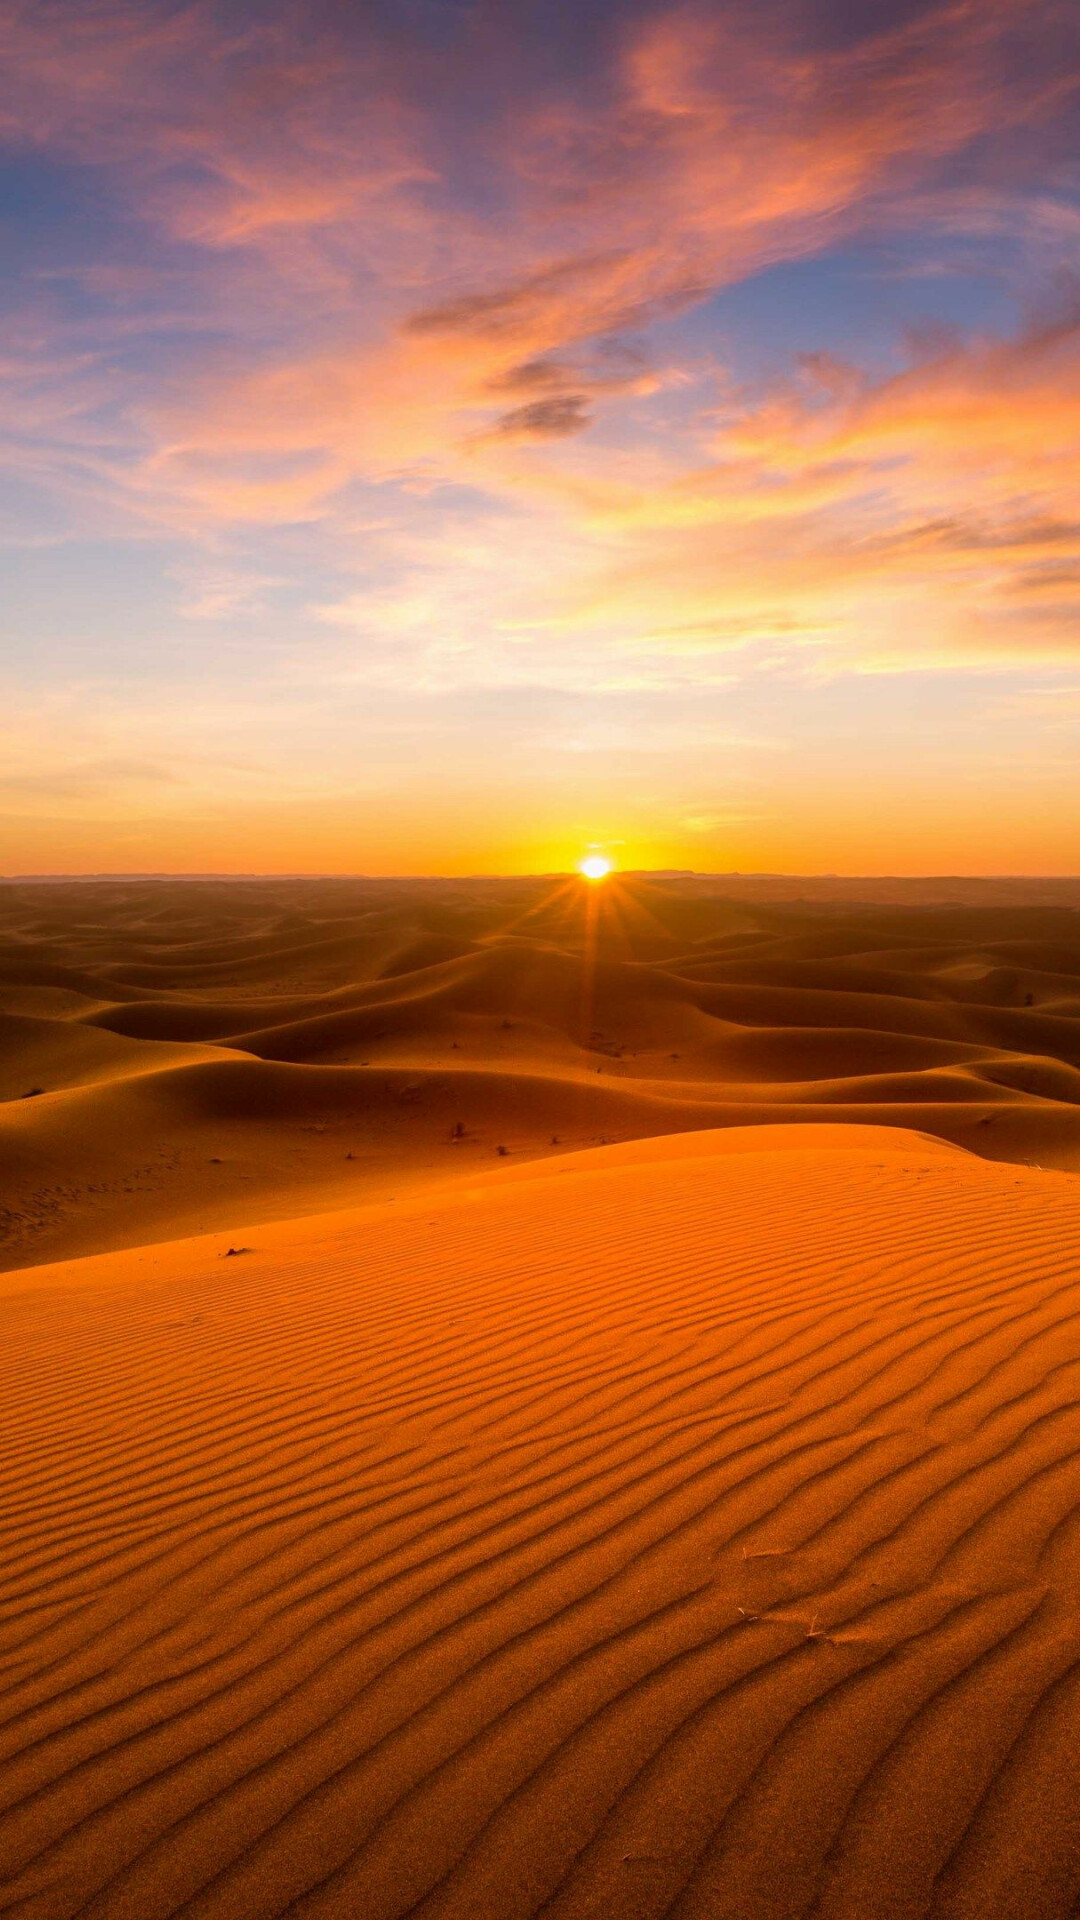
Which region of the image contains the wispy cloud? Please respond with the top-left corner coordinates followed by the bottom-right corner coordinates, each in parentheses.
top-left (2, 0), bottom-right (1080, 868)
top-left (4, 0), bottom-right (1076, 526)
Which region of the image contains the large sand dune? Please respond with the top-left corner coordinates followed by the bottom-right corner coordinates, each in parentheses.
top-left (4, 880), bottom-right (1080, 1914)
top-left (2, 875), bottom-right (1080, 1269)
top-left (4, 1125), bottom-right (1080, 1917)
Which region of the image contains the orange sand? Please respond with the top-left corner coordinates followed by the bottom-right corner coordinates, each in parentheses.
top-left (4, 1127), bottom-right (1080, 1916)
top-left (3, 879), bottom-right (1080, 1916)
top-left (2, 876), bottom-right (1079, 1270)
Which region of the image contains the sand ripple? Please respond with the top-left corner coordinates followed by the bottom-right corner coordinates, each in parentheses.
top-left (2, 1127), bottom-right (1080, 1917)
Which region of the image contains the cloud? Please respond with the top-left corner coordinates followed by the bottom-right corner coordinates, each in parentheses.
top-left (169, 562), bottom-right (287, 620)
top-left (4, 0), bottom-right (1073, 498)
top-left (479, 299), bottom-right (1080, 671)
top-left (489, 394), bottom-right (592, 440)
top-left (201, 1), bottom-right (1076, 449)
top-left (0, 0), bottom-right (433, 252)
top-left (2, 0), bottom-right (1080, 697)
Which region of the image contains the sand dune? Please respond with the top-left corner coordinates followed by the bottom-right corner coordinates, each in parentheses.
top-left (3, 1125), bottom-right (1080, 1917)
top-left (2, 876), bottom-right (1080, 1269)
top-left (4, 880), bottom-right (1080, 1914)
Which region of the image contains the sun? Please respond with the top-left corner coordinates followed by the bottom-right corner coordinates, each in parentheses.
top-left (579, 853), bottom-right (612, 881)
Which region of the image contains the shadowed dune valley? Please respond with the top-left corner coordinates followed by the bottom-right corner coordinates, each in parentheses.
top-left (3, 872), bottom-right (1080, 1919)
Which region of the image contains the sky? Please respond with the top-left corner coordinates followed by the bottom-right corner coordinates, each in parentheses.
top-left (2, 0), bottom-right (1080, 875)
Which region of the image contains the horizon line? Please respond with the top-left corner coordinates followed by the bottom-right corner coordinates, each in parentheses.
top-left (5, 871), bottom-right (1080, 886)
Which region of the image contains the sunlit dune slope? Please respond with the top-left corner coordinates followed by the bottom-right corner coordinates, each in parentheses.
top-left (2, 876), bottom-right (1080, 1269)
top-left (3, 1125), bottom-right (1080, 1918)
top-left (0, 1010), bottom-right (225, 1098)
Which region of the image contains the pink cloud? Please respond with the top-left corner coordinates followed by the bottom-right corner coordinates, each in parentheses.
top-left (3, 0), bottom-right (1080, 675)
top-left (512, 308), bottom-right (1080, 668)
top-left (0, 0), bottom-right (433, 267)
top-left (108, 0), bottom-right (1069, 505)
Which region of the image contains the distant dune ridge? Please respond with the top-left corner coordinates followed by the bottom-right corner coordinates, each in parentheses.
top-left (1, 875), bottom-right (1080, 1269)
top-left (3, 879), bottom-right (1080, 1916)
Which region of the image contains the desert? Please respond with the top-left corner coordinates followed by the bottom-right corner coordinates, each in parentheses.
top-left (4, 874), bottom-right (1080, 1272)
top-left (6, 0), bottom-right (1080, 1906)
top-left (3, 874), bottom-right (1080, 1917)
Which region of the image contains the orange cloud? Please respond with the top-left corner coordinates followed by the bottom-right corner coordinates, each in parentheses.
top-left (471, 301), bottom-right (1080, 672)
top-left (4, 0), bottom-right (1080, 678)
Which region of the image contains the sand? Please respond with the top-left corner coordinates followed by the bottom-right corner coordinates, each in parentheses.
top-left (3, 878), bottom-right (1080, 1916)
top-left (4, 1126), bottom-right (1080, 1917)
top-left (2, 875), bottom-right (1080, 1271)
